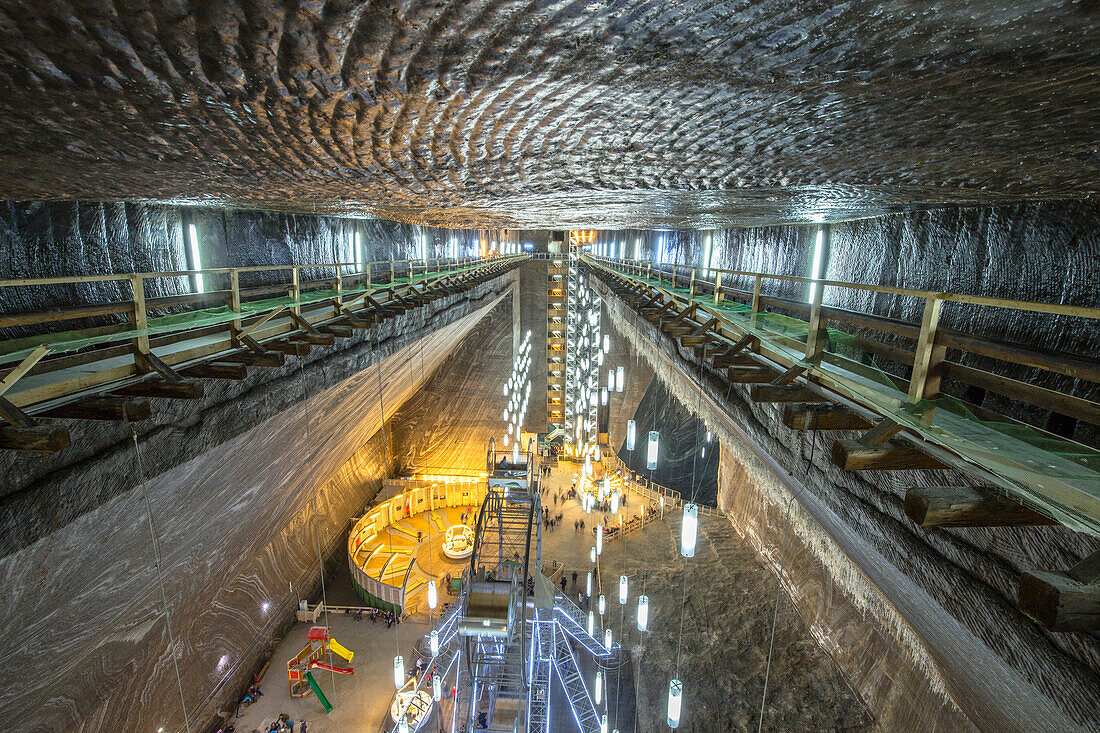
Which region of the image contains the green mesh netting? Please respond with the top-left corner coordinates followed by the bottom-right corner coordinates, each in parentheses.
top-left (600, 259), bottom-right (1100, 537)
top-left (0, 263), bottom-right (488, 367)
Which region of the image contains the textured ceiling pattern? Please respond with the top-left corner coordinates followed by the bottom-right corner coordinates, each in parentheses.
top-left (0, 1), bottom-right (1097, 228)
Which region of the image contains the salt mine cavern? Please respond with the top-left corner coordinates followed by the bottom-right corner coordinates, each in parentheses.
top-left (0, 3), bottom-right (1098, 732)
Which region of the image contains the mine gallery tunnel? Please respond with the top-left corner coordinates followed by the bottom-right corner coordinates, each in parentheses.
top-left (0, 2), bottom-right (1098, 732)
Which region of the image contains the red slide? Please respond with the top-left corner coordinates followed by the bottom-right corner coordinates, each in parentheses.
top-left (309, 661), bottom-right (354, 675)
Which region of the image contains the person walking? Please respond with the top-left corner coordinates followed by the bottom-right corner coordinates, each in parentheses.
top-left (560, 575), bottom-right (567, 592)
top-left (571, 570), bottom-right (578, 589)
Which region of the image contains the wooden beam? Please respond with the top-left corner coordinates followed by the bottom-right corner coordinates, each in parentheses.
top-left (233, 306), bottom-right (286, 343)
top-left (42, 397), bottom-right (151, 422)
top-left (782, 404), bottom-right (872, 431)
top-left (134, 350), bottom-right (184, 383)
top-left (0, 395), bottom-right (36, 427)
top-left (221, 350), bottom-right (285, 367)
top-left (0, 345), bottom-right (51, 397)
top-left (750, 384), bottom-right (828, 403)
top-left (1019, 551), bottom-right (1100, 631)
top-left (904, 486), bottom-right (1057, 527)
top-left (831, 439), bottom-right (949, 471)
top-left (181, 362), bottom-right (248, 380)
top-left (290, 311), bottom-right (323, 336)
top-left (713, 335), bottom-right (758, 366)
top-left (860, 419), bottom-right (904, 446)
top-left (267, 341), bottom-right (311, 356)
top-left (0, 424), bottom-right (70, 453)
top-left (114, 380), bottom-right (205, 399)
top-left (290, 333), bottom-right (336, 346)
top-left (320, 324), bottom-right (354, 338)
top-left (726, 366), bottom-right (776, 383)
top-left (771, 364), bottom-right (807, 386)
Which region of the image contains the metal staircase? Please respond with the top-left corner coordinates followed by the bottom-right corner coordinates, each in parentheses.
top-left (553, 626), bottom-right (602, 733)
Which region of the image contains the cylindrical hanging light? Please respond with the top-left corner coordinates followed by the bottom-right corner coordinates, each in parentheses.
top-left (595, 670), bottom-right (603, 703)
top-left (608, 369), bottom-right (615, 391)
top-left (590, 546), bottom-right (596, 563)
top-left (584, 455), bottom-right (593, 476)
top-left (598, 593), bottom-right (606, 615)
top-left (626, 420), bottom-right (636, 451)
top-left (596, 524), bottom-right (603, 555)
top-left (504, 409), bottom-right (509, 421)
top-left (611, 490), bottom-right (620, 515)
top-left (587, 611), bottom-right (595, 636)
top-left (601, 387), bottom-right (608, 405)
top-left (616, 366), bottom-right (624, 392)
top-left (427, 580), bottom-right (438, 610)
top-left (597, 350), bottom-right (604, 366)
top-left (601, 713), bottom-right (608, 733)
top-left (604, 627), bottom-right (613, 648)
top-left (512, 443), bottom-right (519, 463)
top-left (586, 571), bottom-right (593, 596)
top-left (647, 430), bottom-right (659, 470)
top-left (399, 716), bottom-right (410, 733)
top-left (502, 384), bottom-right (508, 396)
top-left (433, 673), bottom-right (442, 701)
top-left (393, 655), bottom-right (404, 689)
top-left (619, 575), bottom-right (628, 604)
top-left (594, 444), bottom-right (602, 462)
top-left (667, 679), bottom-right (683, 728)
top-left (681, 503), bottom-right (698, 558)
top-left (637, 594), bottom-right (649, 631)
top-left (429, 629), bottom-right (439, 656)
top-left (603, 334), bottom-right (610, 353)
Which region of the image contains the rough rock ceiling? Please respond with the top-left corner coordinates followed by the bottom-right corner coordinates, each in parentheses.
top-left (0, 1), bottom-right (1097, 229)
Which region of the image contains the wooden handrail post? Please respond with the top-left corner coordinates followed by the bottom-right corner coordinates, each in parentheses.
top-left (130, 275), bottom-right (149, 355)
top-left (229, 268), bottom-right (241, 333)
top-left (671, 264), bottom-right (677, 288)
top-left (714, 269), bottom-right (723, 304)
top-left (647, 263), bottom-right (652, 280)
top-left (751, 274), bottom-right (763, 314)
top-left (366, 261), bottom-right (372, 289)
top-left (689, 268), bottom-right (696, 295)
top-left (334, 267), bottom-right (344, 316)
top-left (909, 296), bottom-right (946, 403)
top-left (290, 267), bottom-right (301, 315)
top-left (805, 281), bottom-right (827, 363)
top-left (390, 260), bottom-right (395, 284)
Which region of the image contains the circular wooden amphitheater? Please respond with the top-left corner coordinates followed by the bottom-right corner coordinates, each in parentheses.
top-left (348, 478), bottom-right (487, 615)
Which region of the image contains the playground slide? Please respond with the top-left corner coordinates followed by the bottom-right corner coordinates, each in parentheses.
top-left (328, 638), bottom-right (354, 662)
top-left (310, 661), bottom-right (354, 675)
top-left (304, 671), bottom-right (334, 713)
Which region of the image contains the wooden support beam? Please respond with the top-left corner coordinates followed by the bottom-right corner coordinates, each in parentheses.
top-left (680, 335), bottom-right (717, 347)
top-left (668, 302), bottom-right (698, 325)
top-left (771, 364), bottom-right (807, 386)
top-left (1019, 550), bottom-right (1100, 631)
top-left (181, 362), bottom-right (248, 380)
top-left (290, 333), bottom-right (336, 346)
top-left (782, 404), bottom-right (872, 431)
top-left (134, 351), bottom-right (183, 383)
top-left (831, 439), bottom-right (949, 471)
top-left (114, 380), bottom-right (205, 400)
top-left (221, 350), bottom-right (285, 367)
top-left (860, 419), bottom-right (903, 446)
top-left (661, 324), bottom-right (694, 337)
top-left (713, 335), bottom-right (758, 366)
top-left (726, 366), bottom-right (777, 383)
top-left (0, 345), bottom-right (51, 397)
top-left (289, 311), bottom-right (323, 336)
top-left (267, 341), bottom-right (311, 356)
top-left (42, 397), bottom-right (151, 422)
top-left (904, 486), bottom-right (1057, 527)
top-left (0, 395), bottom-right (36, 427)
top-left (320, 325), bottom-right (354, 338)
top-left (0, 424), bottom-right (71, 453)
top-left (750, 384), bottom-right (828, 403)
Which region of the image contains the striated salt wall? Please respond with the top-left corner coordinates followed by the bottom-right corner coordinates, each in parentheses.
top-left (0, 234), bottom-right (516, 731)
top-left (593, 256), bottom-right (1100, 732)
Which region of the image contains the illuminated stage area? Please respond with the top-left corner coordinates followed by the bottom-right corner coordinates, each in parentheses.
top-left (348, 477), bottom-right (486, 616)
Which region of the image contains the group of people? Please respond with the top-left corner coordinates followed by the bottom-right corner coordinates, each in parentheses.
top-left (258, 714), bottom-right (307, 733)
top-left (541, 506), bottom-right (564, 530)
top-left (350, 606), bottom-right (400, 627)
top-left (240, 681), bottom-right (263, 706)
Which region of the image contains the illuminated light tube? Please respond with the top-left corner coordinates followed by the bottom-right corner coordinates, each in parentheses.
top-left (626, 420), bottom-right (636, 451)
top-left (611, 490), bottom-right (619, 515)
top-left (603, 334), bottom-right (610, 353)
top-left (647, 431), bottom-right (659, 470)
top-left (604, 627), bottom-right (612, 649)
top-left (681, 503), bottom-right (698, 558)
top-left (619, 574), bottom-right (628, 604)
top-left (428, 580), bottom-right (438, 609)
top-left (503, 433), bottom-right (509, 447)
top-left (601, 387), bottom-right (608, 405)
top-left (595, 670), bottom-right (603, 703)
top-left (598, 593), bottom-right (606, 615)
top-left (399, 717), bottom-right (409, 733)
top-left (587, 571), bottom-right (593, 596)
top-left (616, 366), bottom-right (624, 392)
top-left (667, 679), bottom-right (683, 728)
top-left (608, 369), bottom-right (615, 391)
top-left (637, 594), bottom-right (649, 631)
top-left (590, 546), bottom-right (596, 563)
top-left (393, 655), bottom-right (404, 689)
top-left (597, 350), bottom-right (604, 366)
top-left (502, 384), bottom-right (508, 396)
top-left (587, 611), bottom-right (595, 636)
top-left (601, 714), bottom-right (608, 733)
top-left (430, 629), bottom-right (439, 656)
top-left (596, 524), bottom-right (603, 555)
top-left (433, 674), bottom-right (442, 702)
top-left (594, 444), bottom-right (602, 462)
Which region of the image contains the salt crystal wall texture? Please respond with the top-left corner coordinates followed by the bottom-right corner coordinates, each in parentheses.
top-left (594, 268), bottom-right (1100, 732)
top-left (0, 263), bottom-right (515, 732)
top-left (0, 3), bottom-right (1097, 227)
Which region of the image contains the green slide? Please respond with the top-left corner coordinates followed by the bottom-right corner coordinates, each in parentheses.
top-left (304, 671), bottom-right (334, 713)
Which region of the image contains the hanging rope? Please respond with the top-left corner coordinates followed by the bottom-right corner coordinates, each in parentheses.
top-left (297, 357), bottom-right (344, 733)
top-left (757, 411), bottom-right (817, 733)
top-left (128, 422), bottom-right (192, 733)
